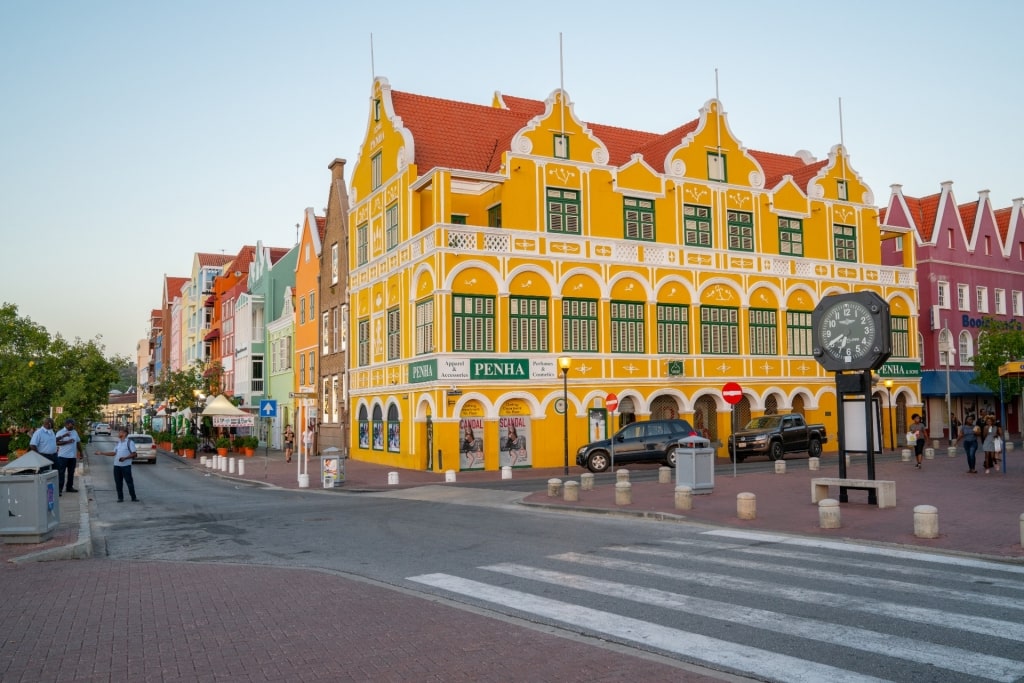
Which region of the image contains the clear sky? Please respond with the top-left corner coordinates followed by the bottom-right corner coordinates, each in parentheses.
top-left (2, 1), bottom-right (1021, 360)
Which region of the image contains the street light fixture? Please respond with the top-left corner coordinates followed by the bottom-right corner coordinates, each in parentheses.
top-left (558, 356), bottom-right (572, 475)
top-left (883, 379), bottom-right (895, 452)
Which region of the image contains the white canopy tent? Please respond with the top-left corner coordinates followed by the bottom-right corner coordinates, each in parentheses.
top-left (202, 395), bottom-right (255, 427)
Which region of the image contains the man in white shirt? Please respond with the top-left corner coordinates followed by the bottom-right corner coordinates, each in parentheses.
top-left (54, 418), bottom-right (83, 495)
top-left (28, 417), bottom-right (58, 466)
top-left (97, 427), bottom-right (139, 503)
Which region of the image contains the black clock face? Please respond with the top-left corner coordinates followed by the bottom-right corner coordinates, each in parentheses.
top-left (817, 300), bottom-right (877, 363)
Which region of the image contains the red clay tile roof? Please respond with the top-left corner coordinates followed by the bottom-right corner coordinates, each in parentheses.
top-left (900, 193), bottom-right (942, 242)
top-left (268, 247), bottom-right (291, 264)
top-left (227, 245), bottom-right (256, 274)
top-left (994, 206), bottom-right (1012, 242)
top-left (497, 94), bottom-right (546, 116)
top-left (316, 216), bottom-right (327, 241)
top-left (754, 150), bottom-right (819, 188)
top-left (197, 252), bottom-right (233, 268)
top-left (165, 276), bottom-right (189, 298)
top-left (958, 202), bottom-right (980, 243)
top-left (632, 120), bottom-right (699, 171)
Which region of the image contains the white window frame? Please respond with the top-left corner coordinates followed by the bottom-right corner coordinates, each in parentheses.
top-left (976, 286), bottom-right (989, 313)
top-left (322, 312), bottom-right (330, 354)
top-left (331, 243), bottom-right (339, 285)
top-left (957, 284), bottom-right (969, 311)
top-left (1013, 290), bottom-right (1023, 317)
top-left (995, 288), bottom-right (1006, 315)
top-left (958, 330), bottom-right (974, 365)
top-left (937, 281), bottom-right (950, 309)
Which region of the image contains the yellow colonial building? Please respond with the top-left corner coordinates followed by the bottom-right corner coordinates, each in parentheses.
top-left (345, 77), bottom-right (919, 471)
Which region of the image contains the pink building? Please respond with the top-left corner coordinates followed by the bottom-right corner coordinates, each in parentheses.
top-left (881, 181), bottom-right (1024, 438)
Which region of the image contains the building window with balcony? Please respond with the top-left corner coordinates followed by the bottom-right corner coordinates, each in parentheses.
top-left (546, 188), bottom-right (580, 234)
top-left (700, 305), bottom-right (739, 354)
top-left (623, 197), bottom-right (655, 241)
top-left (727, 210), bottom-right (754, 251)
top-left (683, 204), bottom-right (712, 247)
top-left (833, 223), bottom-right (857, 262)
top-left (656, 304), bottom-right (689, 354)
top-left (778, 217), bottom-right (803, 256)
top-left (890, 316), bottom-right (909, 358)
top-left (561, 297), bottom-right (598, 353)
top-left (415, 298), bottom-right (434, 355)
top-left (387, 307), bottom-right (401, 361)
top-left (748, 308), bottom-right (777, 355)
top-left (510, 296), bottom-right (548, 353)
top-left (358, 319), bottom-right (370, 367)
top-left (452, 295), bottom-right (494, 352)
top-left (357, 223), bottom-right (368, 265)
top-left (386, 203), bottom-right (399, 251)
top-left (611, 301), bottom-right (645, 353)
top-left (487, 204), bottom-right (502, 228)
top-left (786, 310), bottom-right (813, 356)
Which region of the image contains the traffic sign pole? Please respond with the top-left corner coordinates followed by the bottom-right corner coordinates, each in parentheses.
top-left (722, 383), bottom-right (743, 478)
top-left (606, 393), bottom-right (618, 471)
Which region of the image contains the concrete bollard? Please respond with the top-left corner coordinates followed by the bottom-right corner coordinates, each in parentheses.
top-left (547, 478), bottom-right (562, 497)
top-left (387, 471), bottom-right (399, 486)
top-left (932, 439), bottom-right (941, 449)
top-left (675, 485), bottom-right (693, 511)
top-left (924, 448), bottom-right (935, 460)
top-left (580, 472), bottom-right (594, 491)
top-left (1006, 442), bottom-right (1015, 452)
top-left (818, 498), bottom-right (841, 529)
top-left (501, 466), bottom-right (512, 480)
top-left (845, 453), bottom-right (851, 467)
top-left (947, 446), bottom-right (957, 458)
top-left (808, 457), bottom-right (820, 471)
top-left (563, 480), bottom-right (579, 502)
top-left (775, 460), bottom-right (787, 474)
top-left (914, 504), bottom-right (939, 539)
top-left (615, 481), bottom-right (632, 506)
top-left (229, 457), bottom-right (236, 474)
top-left (737, 492), bottom-right (757, 520)
top-left (658, 466), bottom-right (672, 484)
top-left (219, 456), bottom-right (227, 471)
top-left (200, 456), bottom-right (207, 466)
top-left (901, 448), bottom-right (912, 462)
top-left (445, 469), bottom-right (457, 483)
top-left (616, 469), bottom-right (630, 484)
top-left (238, 460), bottom-right (245, 476)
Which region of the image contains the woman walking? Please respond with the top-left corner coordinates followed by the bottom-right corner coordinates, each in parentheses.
top-left (981, 417), bottom-right (1003, 474)
top-left (909, 414), bottom-right (927, 469)
top-left (957, 416), bottom-right (979, 474)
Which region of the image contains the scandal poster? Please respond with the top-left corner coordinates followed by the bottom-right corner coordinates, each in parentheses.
top-left (498, 416), bottom-right (531, 468)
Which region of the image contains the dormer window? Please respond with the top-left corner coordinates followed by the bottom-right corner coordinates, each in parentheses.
top-left (373, 98), bottom-right (381, 122)
top-left (553, 134), bottom-right (569, 159)
top-left (837, 179), bottom-right (848, 201)
top-left (707, 151), bottom-right (726, 182)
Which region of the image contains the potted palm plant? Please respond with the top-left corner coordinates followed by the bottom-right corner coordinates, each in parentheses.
top-left (176, 434), bottom-right (198, 458)
top-left (216, 436), bottom-right (231, 456)
top-left (243, 435), bottom-right (258, 457)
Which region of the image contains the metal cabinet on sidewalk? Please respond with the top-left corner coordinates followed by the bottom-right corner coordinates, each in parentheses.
top-left (674, 436), bottom-right (715, 494)
top-left (0, 451), bottom-right (61, 543)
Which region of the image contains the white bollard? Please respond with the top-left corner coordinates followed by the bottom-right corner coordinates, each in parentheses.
top-left (808, 457), bottom-right (820, 471)
top-left (674, 485), bottom-right (693, 511)
top-left (297, 473), bottom-right (309, 488)
top-left (658, 466), bottom-right (672, 484)
top-left (445, 469), bottom-right (457, 483)
top-left (200, 456), bottom-right (207, 466)
top-left (387, 471), bottom-right (399, 486)
top-left (775, 460), bottom-right (787, 474)
top-left (924, 448), bottom-right (935, 460)
top-left (615, 481), bottom-right (632, 506)
top-left (616, 469), bottom-right (630, 484)
top-left (932, 439), bottom-right (941, 449)
top-left (914, 504), bottom-right (939, 539)
top-left (547, 478), bottom-right (562, 497)
top-left (563, 480), bottom-right (579, 502)
top-left (580, 472), bottom-right (595, 491)
top-left (220, 456), bottom-right (227, 471)
top-left (238, 460), bottom-right (245, 476)
top-left (818, 498), bottom-right (841, 529)
top-left (501, 466), bottom-right (512, 480)
top-left (229, 457), bottom-right (236, 474)
top-left (845, 453), bottom-right (851, 467)
top-left (947, 446), bottom-right (957, 458)
top-left (901, 449), bottom-right (912, 462)
top-left (737, 492), bottom-right (756, 520)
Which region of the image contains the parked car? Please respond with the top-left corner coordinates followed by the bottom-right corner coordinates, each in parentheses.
top-left (727, 414), bottom-right (827, 462)
top-left (93, 423), bottom-right (111, 436)
top-left (127, 434), bottom-right (156, 464)
top-left (576, 418), bottom-right (707, 473)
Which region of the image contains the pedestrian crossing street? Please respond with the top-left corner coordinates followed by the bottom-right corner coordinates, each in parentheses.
top-left (409, 529), bottom-right (1024, 683)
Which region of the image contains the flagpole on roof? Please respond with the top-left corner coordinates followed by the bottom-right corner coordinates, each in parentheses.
top-left (370, 33), bottom-right (376, 79)
top-left (559, 32), bottom-right (565, 137)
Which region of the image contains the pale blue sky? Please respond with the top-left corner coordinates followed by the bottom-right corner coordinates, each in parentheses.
top-left (2, 1), bottom-right (1021, 360)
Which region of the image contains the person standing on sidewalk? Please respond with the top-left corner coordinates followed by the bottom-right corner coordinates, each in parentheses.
top-left (284, 425), bottom-right (294, 463)
top-left (55, 418), bottom-right (84, 494)
top-left (909, 414), bottom-right (926, 469)
top-left (980, 416), bottom-right (1002, 474)
top-left (96, 427), bottom-right (139, 502)
top-left (28, 417), bottom-right (58, 467)
top-left (956, 416), bottom-right (979, 473)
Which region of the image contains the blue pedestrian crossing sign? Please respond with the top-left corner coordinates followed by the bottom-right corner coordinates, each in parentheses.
top-left (259, 399), bottom-right (277, 418)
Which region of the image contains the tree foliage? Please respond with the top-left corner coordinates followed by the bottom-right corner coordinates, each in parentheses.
top-left (151, 366), bottom-right (211, 412)
top-left (972, 320), bottom-right (1024, 396)
top-left (0, 302), bottom-right (120, 429)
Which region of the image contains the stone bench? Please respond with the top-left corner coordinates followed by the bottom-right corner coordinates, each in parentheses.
top-left (811, 477), bottom-right (896, 509)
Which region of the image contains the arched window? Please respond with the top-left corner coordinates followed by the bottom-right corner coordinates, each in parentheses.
top-left (938, 328), bottom-right (954, 366)
top-left (386, 404), bottom-right (400, 453)
top-left (764, 395), bottom-right (779, 415)
top-left (958, 330), bottom-right (974, 365)
top-left (917, 332), bottom-right (925, 364)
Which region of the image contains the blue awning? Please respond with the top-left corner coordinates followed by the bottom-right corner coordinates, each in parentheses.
top-left (920, 370), bottom-right (994, 396)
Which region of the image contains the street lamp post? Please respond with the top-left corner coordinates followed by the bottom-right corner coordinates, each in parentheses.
top-left (883, 379), bottom-right (895, 452)
top-left (558, 356), bottom-right (572, 475)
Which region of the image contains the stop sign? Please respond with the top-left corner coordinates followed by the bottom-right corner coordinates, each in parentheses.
top-left (605, 392), bottom-right (619, 412)
top-left (722, 382), bottom-right (743, 405)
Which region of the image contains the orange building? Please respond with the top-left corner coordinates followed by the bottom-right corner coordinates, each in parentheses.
top-left (293, 208), bottom-right (326, 457)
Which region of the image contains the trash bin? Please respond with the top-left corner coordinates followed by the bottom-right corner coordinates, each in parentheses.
top-left (0, 451), bottom-right (61, 543)
top-left (674, 435), bottom-right (715, 494)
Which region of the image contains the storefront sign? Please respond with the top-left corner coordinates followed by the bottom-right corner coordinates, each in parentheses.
top-left (878, 361), bottom-right (922, 378)
top-left (408, 359), bottom-right (437, 383)
top-left (471, 359), bottom-right (529, 380)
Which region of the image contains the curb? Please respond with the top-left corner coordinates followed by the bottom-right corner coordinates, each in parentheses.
top-left (11, 479), bottom-right (92, 563)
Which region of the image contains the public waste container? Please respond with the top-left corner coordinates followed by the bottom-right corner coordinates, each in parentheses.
top-left (0, 451), bottom-right (61, 542)
top-left (674, 435), bottom-right (715, 494)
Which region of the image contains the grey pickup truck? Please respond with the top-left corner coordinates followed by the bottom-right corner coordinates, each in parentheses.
top-left (727, 414), bottom-right (827, 462)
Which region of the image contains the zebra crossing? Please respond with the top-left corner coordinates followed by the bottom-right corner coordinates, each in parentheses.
top-left (409, 529), bottom-right (1024, 682)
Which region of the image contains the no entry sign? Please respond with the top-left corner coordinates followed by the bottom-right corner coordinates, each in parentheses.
top-left (605, 393), bottom-right (619, 412)
top-left (722, 382), bottom-right (743, 405)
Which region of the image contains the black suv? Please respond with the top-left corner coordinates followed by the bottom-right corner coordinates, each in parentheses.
top-left (575, 419), bottom-right (706, 473)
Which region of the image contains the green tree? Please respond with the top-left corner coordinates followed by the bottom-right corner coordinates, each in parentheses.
top-left (0, 303), bottom-right (54, 427)
top-left (972, 320), bottom-right (1024, 397)
top-left (152, 366), bottom-right (208, 412)
top-left (48, 336), bottom-right (120, 426)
